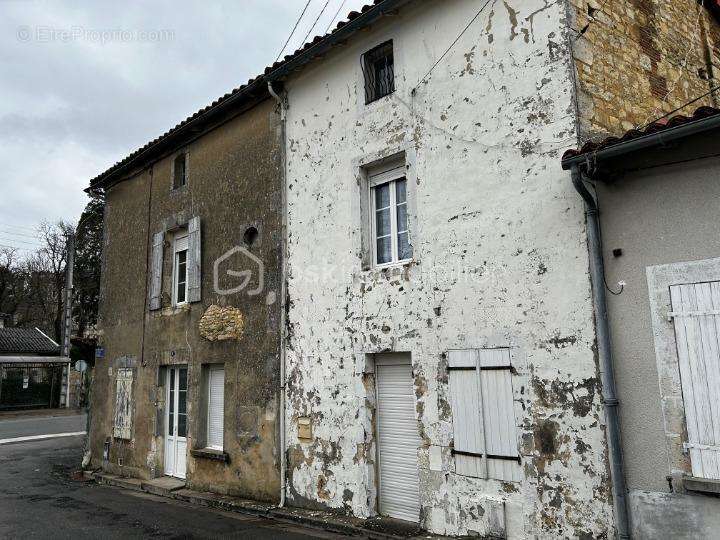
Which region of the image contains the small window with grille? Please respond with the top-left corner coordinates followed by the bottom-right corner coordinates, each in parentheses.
top-left (362, 40), bottom-right (394, 104)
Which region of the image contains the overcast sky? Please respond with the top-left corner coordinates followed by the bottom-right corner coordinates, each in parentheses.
top-left (0, 0), bottom-right (367, 252)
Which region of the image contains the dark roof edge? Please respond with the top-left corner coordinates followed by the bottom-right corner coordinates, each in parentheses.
top-left (88, 0), bottom-right (414, 192)
top-left (265, 0), bottom-right (413, 81)
top-left (562, 112), bottom-right (720, 170)
top-left (87, 78), bottom-right (268, 191)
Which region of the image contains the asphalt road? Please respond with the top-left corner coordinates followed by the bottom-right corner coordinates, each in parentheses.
top-left (0, 412), bottom-right (87, 439)
top-left (0, 420), bottom-right (341, 539)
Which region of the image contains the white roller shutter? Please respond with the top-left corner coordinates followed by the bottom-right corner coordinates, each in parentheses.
top-left (670, 281), bottom-right (720, 479)
top-left (207, 367), bottom-right (225, 450)
top-left (376, 357), bottom-right (421, 523)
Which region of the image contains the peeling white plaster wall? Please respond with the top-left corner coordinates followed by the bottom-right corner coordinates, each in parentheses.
top-left (282, 0), bottom-right (614, 537)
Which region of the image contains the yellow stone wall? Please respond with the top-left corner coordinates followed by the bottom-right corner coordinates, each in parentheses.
top-left (570, 0), bottom-right (720, 140)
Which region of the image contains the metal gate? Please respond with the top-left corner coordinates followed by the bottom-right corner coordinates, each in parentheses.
top-left (0, 363), bottom-right (63, 410)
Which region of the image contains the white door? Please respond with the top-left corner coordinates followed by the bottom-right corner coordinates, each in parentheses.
top-left (164, 366), bottom-right (188, 479)
top-left (376, 354), bottom-right (422, 522)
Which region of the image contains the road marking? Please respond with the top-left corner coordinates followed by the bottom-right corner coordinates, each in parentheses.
top-left (0, 431), bottom-right (86, 445)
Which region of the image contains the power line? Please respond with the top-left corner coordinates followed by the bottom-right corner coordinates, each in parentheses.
top-left (275, 0), bottom-right (314, 62)
top-left (0, 229), bottom-right (42, 240)
top-left (324, 0), bottom-right (347, 34)
top-left (639, 82), bottom-right (720, 130)
top-left (0, 243), bottom-right (33, 251)
top-left (301, 0), bottom-right (332, 44)
top-left (0, 236), bottom-right (41, 247)
top-left (0, 221), bottom-right (38, 232)
top-left (412, 0), bottom-right (493, 94)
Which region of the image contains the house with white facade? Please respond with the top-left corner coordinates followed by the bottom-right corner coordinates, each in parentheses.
top-left (265, 1), bottom-right (614, 537)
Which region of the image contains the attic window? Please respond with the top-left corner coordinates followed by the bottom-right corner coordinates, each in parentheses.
top-left (362, 40), bottom-right (395, 104)
top-left (173, 153), bottom-right (187, 189)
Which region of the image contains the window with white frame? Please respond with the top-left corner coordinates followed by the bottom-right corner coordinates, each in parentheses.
top-left (206, 366), bottom-right (225, 450)
top-left (370, 164), bottom-right (412, 266)
top-left (447, 348), bottom-right (521, 481)
top-left (173, 233), bottom-right (189, 306)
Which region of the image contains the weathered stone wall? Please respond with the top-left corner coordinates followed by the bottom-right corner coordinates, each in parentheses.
top-left (89, 98), bottom-right (283, 502)
top-left (571, 0), bottom-right (720, 140)
top-left (282, 0), bottom-right (613, 537)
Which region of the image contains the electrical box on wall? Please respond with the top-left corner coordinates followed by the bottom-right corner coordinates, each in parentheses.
top-left (297, 417), bottom-right (313, 441)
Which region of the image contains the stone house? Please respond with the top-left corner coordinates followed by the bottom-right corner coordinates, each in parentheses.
top-left (562, 106), bottom-right (720, 539)
top-left (86, 0), bottom-right (720, 537)
top-left (86, 83), bottom-right (284, 501)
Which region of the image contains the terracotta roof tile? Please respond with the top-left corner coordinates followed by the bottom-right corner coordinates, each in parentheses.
top-left (562, 106), bottom-right (720, 161)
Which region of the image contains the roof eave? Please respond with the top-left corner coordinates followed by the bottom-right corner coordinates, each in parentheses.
top-left (88, 77), bottom-right (269, 191)
top-left (562, 114), bottom-right (720, 171)
top-left (265, 0), bottom-right (413, 81)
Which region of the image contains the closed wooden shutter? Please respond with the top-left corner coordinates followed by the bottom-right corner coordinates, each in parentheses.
top-left (113, 368), bottom-right (133, 439)
top-left (149, 232), bottom-right (164, 310)
top-left (187, 217), bottom-right (201, 303)
top-left (448, 348), bottom-right (520, 481)
top-left (670, 282), bottom-right (720, 479)
top-left (448, 349), bottom-right (486, 477)
top-left (207, 367), bottom-right (224, 450)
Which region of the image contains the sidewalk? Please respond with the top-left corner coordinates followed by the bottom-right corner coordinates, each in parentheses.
top-left (92, 472), bottom-right (448, 539)
top-left (0, 408), bottom-right (84, 420)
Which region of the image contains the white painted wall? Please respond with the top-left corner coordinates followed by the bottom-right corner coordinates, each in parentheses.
top-left (282, 0), bottom-right (614, 536)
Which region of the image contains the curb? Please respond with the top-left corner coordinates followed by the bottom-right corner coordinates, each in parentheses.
top-left (90, 472), bottom-right (435, 539)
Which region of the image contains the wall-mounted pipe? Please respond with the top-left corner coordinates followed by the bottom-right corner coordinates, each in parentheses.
top-left (571, 164), bottom-right (630, 539)
top-left (268, 80), bottom-right (288, 508)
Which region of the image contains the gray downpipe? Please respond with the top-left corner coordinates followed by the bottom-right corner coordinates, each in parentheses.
top-left (571, 165), bottom-right (631, 539)
top-left (268, 80), bottom-right (288, 508)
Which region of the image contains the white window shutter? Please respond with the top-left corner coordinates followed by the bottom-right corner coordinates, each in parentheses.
top-left (670, 282), bottom-right (720, 479)
top-left (187, 217), bottom-right (201, 303)
top-left (478, 349), bottom-right (518, 459)
top-left (448, 350), bottom-right (486, 477)
top-left (207, 367), bottom-right (225, 449)
top-left (113, 368), bottom-right (133, 439)
top-left (149, 232), bottom-right (164, 310)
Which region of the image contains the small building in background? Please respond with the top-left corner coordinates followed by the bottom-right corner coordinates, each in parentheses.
top-left (0, 327), bottom-right (70, 410)
top-left (562, 107), bottom-right (720, 539)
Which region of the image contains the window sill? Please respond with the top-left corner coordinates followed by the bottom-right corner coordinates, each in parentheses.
top-left (190, 448), bottom-right (229, 463)
top-left (684, 476), bottom-right (720, 495)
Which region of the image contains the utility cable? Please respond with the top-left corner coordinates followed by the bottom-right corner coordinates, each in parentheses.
top-left (301, 0), bottom-right (332, 45)
top-left (275, 0), bottom-right (314, 63)
top-left (638, 82), bottom-right (720, 130)
top-left (324, 0), bottom-right (347, 34)
top-left (412, 0), bottom-right (493, 94)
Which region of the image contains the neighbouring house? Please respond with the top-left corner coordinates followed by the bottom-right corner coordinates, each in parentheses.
top-left (86, 0), bottom-right (720, 537)
top-left (0, 327), bottom-right (69, 410)
top-left (562, 106), bottom-right (720, 539)
top-left (86, 84), bottom-right (284, 499)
